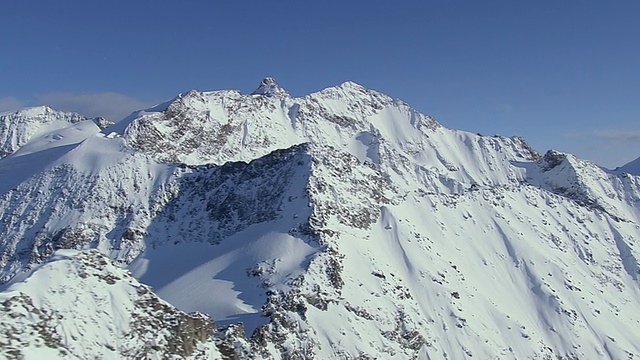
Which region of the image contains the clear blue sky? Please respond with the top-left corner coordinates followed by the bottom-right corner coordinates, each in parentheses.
top-left (2, 1), bottom-right (639, 168)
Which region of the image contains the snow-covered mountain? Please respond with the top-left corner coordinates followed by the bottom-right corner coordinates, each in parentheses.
top-left (0, 106), bottom-right (112, 159)
top-left (0, 79), bottom-right (639, 359)
top-left (0, 107), bottom-right (114, 194)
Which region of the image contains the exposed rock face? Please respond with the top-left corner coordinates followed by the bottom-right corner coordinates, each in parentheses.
top-left (0, 80), bottom-right (639, 359)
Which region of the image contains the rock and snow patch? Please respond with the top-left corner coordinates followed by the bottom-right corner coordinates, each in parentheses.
top-left (0, 250), bottom-right (219, 359)
top-left (251, 77), bottom-right (287, 97)
top-left (130, 231), bottom-right (316, 335)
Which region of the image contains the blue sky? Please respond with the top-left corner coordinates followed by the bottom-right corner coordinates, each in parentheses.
top-left (2, 1), bottom-right (639, 168)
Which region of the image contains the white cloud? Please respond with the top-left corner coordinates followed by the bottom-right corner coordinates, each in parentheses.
top-left (0, 97), bottom-right (26, 113)
top-left (37, 92), bottom-right (156, 121)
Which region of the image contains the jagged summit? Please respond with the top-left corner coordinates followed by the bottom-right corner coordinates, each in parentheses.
top-left (250, 77), bottom-right (287, 97)
top-left (1, 105), bottom-right (52, 117)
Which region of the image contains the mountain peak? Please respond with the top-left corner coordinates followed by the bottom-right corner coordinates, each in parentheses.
top-left (251, 77), bottom-right (287, 97)
top-left (339, 80), bottom-right (366, 90)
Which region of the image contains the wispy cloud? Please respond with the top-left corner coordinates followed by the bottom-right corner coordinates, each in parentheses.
top-left (557, 128), bottom-right (640, 168)
top-left (495, 103), bottom-right (513, 117)
top-left (0, 97), bottom-right (26, 113)
top-left (593, 129), bottom-right (640, 143)
top-left (562, 131), bottom-right (590, 138)
top-left (37, 92), bottom-right (156, 121)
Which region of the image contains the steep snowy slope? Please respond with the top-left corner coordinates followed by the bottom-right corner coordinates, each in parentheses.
top-left (0, 79), bottom-right (639, 359)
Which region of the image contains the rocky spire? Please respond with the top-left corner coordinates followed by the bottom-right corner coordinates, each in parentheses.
top-left (250, 77), bottom-right (288, 97)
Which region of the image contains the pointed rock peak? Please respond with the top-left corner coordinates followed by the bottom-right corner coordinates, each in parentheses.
top-left (91, 117), bottom-right (115, 130)
top-left (251, 77), bottom-right (287, 97)
top-left (539, 149), bottom-right (570, 172)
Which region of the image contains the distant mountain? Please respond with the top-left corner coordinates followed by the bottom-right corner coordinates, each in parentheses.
top-left (0, 106), bottom-right (112, 159)
top-left (616, 156), bottom-right (640, 176)
top-left (0, 79), bottom-right (639, 359)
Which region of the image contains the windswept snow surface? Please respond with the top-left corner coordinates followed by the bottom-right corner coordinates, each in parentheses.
top-left (0, 79), bottom-right (639, 359)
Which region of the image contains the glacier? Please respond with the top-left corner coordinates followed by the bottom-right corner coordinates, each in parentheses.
top-left (0, 79), bottom-right (639, 359)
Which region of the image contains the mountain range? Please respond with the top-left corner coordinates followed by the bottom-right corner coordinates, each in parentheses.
top-left (0, 78), bottom-right (639, 359)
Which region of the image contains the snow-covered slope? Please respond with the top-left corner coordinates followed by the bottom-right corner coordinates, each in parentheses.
top-left (0, 79), bottom-right (639, 359)
top-left (0, 249), bottom-right (219, 359)
top-left (0, 106), bottom-right (114, 194)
